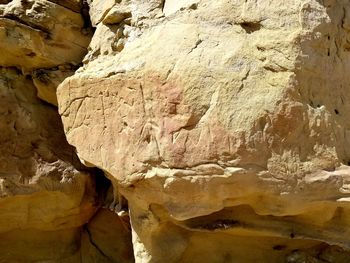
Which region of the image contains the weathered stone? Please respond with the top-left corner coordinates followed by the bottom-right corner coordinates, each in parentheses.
top-left (103, 5), bottom-right (131, 25)
top-left (0, 0), bottom-right (91, 72)
top-left (32, 66), bottom-right (76, 106)
top-left (49, 0), bottom-right (82, 13)
top-left (2, 0), bottom-right (350, 261)
top-left (81, 208), bottom-right (134, 263)
top-left (57, 0), bottom-right (350, 262)
top-left (0, 0), bottom-right (136, 261)
top-left (0, 67), bottom-right (97, 260)
top-left (163, 0), bottom-right (199, 16)
top-left (88, 0), bottom-right (116, 27)
top-left (0, 228), bottom-right (82, 262)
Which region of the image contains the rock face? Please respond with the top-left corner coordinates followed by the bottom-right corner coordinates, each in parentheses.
top-left (57, 0), bottom-right (350, 262)
top-left (0, 0), bottom-right (90, 71)
top-left (3, 0), bottom-right (350, 262)
top-left (0, 67), bottom-right (96, 262)
top-left (0, 0), bottom-right (92, 105)
top-left (81, 208), bottom-right (134, 263)
top-left (0, 0), bottom-right (133, 262)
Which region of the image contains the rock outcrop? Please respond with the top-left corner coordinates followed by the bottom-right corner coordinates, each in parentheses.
top-left (2, 0), bottom-right (350, 262)
top-left (0, 0), bottom-right (132, 262)
top-left (0, 67), bottom-right (96, 262)
top-left (0, 0), bottom-right (92, 105)
top-left (57, 0), bottom-right (350, 262)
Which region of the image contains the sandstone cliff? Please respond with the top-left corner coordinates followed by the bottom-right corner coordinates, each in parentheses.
top-left (0, 0), bottom-right (133, 262)
top-left (2, 0), bottom-right (350, 262)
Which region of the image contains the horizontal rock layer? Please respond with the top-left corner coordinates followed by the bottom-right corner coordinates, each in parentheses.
top-left (0, 0), bottom-right (133, 261)
top-left (2, 0), bottom-right (350, 262)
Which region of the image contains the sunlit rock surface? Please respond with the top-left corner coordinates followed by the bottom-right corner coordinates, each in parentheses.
top-left (0, 1), bottom-right (132, 262)
top-left (2, 0), bottom-right (350, 262)
top-left (58, 0), bottom-right (350, 262)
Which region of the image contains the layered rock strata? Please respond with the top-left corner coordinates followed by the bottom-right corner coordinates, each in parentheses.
top-left (0, 0), bottom-right (92, 105)
top-left (2, 0), bottom-right (350, 262)
top-left (0, 68), bottom-right (95, 262)
top-left (0, 0), bottom-right (133, 261)
top-left (57, 0), bottom-right (350, 262)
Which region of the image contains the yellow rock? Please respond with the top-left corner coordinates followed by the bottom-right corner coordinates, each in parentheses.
top-left (0, 0), bottom-right (91, 72)
top-left (0, 68), bottom-right (97, 260)
top-left (57, 0), bottom-right (350, 262)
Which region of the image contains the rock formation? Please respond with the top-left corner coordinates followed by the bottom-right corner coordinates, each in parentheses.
top-left (0, 0), bottom-right (133, 262)
top-left (58, 0), bottom-right (350, 262)
top-left (2, 0), bottom-right (350, 262)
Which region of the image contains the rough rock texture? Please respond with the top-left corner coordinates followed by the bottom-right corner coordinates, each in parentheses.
top-left (0, 0), bottom-right (91, 71)
top-left (0, 0), bottom-right (133, 262)
top-left (0, 67), bottom-right (96, 261)
top-left (2, 0), bottom-right (350, 262)
top-left (57, 0), bottom-right (350, 262)
top-left (81, 208), bottom-right (134, 263)
top-left (0, 0), bottom-right (92, 105)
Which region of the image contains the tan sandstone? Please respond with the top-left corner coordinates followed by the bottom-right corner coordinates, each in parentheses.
top-left (0, 67), bottom-right (96, 261)
top-left (0, 0), bottom-right (133, 261)
top-left (0, 0), bottom-right (92, 105)
top-left (58, 0), bottom-right (350, 262)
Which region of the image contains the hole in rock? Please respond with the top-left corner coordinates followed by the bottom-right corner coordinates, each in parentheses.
top-left (25, 74), bottom-right (32, 80)
top-left (240, 22), bottom-right (262, 34)
top-left (334, 109), bottom-right (339, 115)
top-left (309, 101), bottom-right (323, 109)
top-left (26, 52), bottom-right (36, 57)
top-left (144, 135), bottom-right (151, 143)
top-left (92, 168), bottom-right (112, 205)
top-left (81, 0), bottom-right (93, 30)
top-left (188, 3), bottom-right (198, 10)
top-left (30, 141), bottom-right (39, 150)
top-left (273, 245), bottom-right (287, 251)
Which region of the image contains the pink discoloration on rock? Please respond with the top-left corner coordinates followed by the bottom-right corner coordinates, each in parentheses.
top-left (61, 71), bottom-right (250, 182)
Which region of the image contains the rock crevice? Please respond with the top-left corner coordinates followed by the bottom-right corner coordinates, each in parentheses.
top-left (3, 0), bottom-right (350, 262)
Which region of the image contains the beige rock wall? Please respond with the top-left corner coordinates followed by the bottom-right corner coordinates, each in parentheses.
top-left (0, 0), bottom-right (92, 105)
top-left (0, 0), bottom-right (133, 262)
top-left (2, 0), bottom-right (350, 262)
top-left (81, 208), bottom-right (134, 263)
top-left (57, 0), bottom-right (350, 262)
top-left (0, 67), bottom-right (96, 261)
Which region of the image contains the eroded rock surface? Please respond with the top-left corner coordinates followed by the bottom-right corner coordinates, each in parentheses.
top-left (81, 208), bottom-right (134, 263)
top-left (0, 68), bottom-right (96, 261)
top-left (0, 0), bottom-right (92, 105)
top-left (0, 1), bottom-right (133, 262)
top-left (0, 0), bottom-right (91, 71)
top-left (57, 0), bottom-right (350, 262)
